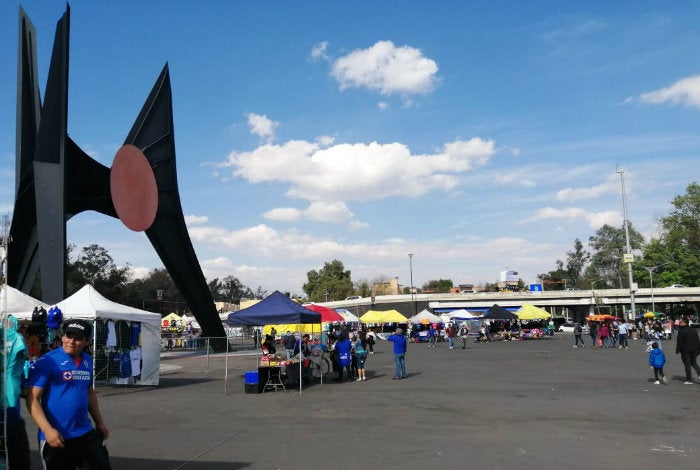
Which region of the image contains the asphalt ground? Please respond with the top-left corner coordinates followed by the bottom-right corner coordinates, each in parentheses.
top-left (20, 333), bottom-right (700, 470)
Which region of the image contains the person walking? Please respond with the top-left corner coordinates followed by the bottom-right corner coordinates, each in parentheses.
top-left (589, 323), bottom-right (598, 348)
top-left (458, 323), bottom-right (470, 349)
top-left (353, 335), bottom-right (368, 381)
top-left (675, 317), bottom-right (700, 384)
top-left (387, 328), bottom-right (407, 379)
top-left (648, 341), bottom-right (668, 384)
top-left (573, 323), bottom-right (585, 348)
top-left (598, 323), bottom-right (610, 348)
top-left (27, 320), bottom-right (112, 469)
top-left (617, 321), bottom-right (629, 350)
top-left (445, 323), bottom-right (457, 350)
top-left (335, 335), bottom-right (353, 382)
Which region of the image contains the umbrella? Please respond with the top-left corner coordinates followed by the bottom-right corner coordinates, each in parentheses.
top-left (588, 314), bottom-right (619, 322)
top-left (303, 304), bottom-right (344, 322)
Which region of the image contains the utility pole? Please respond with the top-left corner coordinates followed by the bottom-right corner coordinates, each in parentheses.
top-left (617, 166), bottom-right (636, 320)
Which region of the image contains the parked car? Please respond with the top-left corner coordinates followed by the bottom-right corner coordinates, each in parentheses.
top-left (668, 284), bottom-right (685, 288)
top-left (345, 296), bottom-right (361, 300)
top-left (558, 322), bottom-right (588, 333)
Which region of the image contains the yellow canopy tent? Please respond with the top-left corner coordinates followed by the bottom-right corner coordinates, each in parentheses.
top-left (516, 303), bottom-right (552, 320)
top-left (263, 324), bottom-right (321, 336)
top-left (161, 312), bottom-right (182, 327)
top-left (360, 309), bottom-right (408, 323)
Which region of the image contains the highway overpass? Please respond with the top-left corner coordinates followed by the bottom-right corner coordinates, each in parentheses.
top-left (325, 287), bottom-right (700, 322)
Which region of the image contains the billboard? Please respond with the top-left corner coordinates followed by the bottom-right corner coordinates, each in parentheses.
top-left (500, 270), bottom-right (519, 282)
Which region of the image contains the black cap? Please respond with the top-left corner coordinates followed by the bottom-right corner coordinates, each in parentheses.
top-left (63, 320), bottom-right (91, 339)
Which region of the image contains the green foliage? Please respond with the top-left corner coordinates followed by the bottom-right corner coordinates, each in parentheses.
top-left (67, 244), bottom-right (129, 300)
top-left (422, 279), bottom-right (453, 293)
top-left (565, 239), bottom-right (590, 286)
top-left (354, 279), bottom-right (371, 297)
top-left (208, 275), bottom-right (254, 303)
top-left (586, 223), bottom-right (644, 288)
top-left (303, 259), bottom-right (354, 302)
top-left (639, 183), bottom-right (700, 288)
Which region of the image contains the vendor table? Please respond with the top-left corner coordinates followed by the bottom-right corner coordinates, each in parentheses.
top-left (258, 365), bottom-right (286, 392)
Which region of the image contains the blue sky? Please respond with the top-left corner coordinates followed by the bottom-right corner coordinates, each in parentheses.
top-left (1, 1), bottom-right (699, 296)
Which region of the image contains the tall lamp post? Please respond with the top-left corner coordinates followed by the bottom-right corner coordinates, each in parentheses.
top-left (639, 262), bottom-right (671, 314)
top-left (617, 167), bottom-right (636, 320)
top-left (408, 254), bottom-right (416, 318)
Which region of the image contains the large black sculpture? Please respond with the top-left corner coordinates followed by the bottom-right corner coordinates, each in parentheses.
top-left (8, 6), bottom-right (226, 342)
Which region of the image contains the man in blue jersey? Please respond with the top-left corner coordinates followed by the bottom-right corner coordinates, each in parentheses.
top-left (27, 319), bottom-right (112, 469)
top-left (387, 328), bottom-right (408, 379)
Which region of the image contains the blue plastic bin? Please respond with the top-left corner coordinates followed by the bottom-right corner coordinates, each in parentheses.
top-left (244, 371), bottom-right (259, 384)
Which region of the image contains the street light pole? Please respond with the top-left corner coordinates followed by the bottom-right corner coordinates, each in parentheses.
top-left (617, 167), bottom-right (636, 320)
top-left (639, 262), bottom-right (671, 313)
top-left (409, 254), bottom-right (416, 317)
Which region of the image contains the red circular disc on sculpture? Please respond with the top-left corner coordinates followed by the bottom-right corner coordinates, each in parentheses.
top-left (110, 144), bottom-right (158, 232)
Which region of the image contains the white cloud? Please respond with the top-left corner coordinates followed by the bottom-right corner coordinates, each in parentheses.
top-left (304, 201), bottom-right (354, 223)
top-left (331, 40), bottom-right (438, 96)
top-left (378, 101), bottom-right (389, 110)
top-left (263, 202), bottom-right (353, 224)
top-left (348, 220), bottom-right (369, 230)
top-left (188, 218), bottom-right (564, 292)
top-left (128, 266), bottom-right (151, 280)
top-left (310, 41), bottom-right (329, 61)
top-left (218, 136), bottom-right (496, 217)
top-left (246, 113), bottom-right (279, 143)
top-left (637, 74), bottom-right (700, 109)
top-left (555, 181), bottom-right (617, 201)
top-left (521, 206), bottom-right (621, 229)
top-left (262, 207), bottom-right (303, 222)
top-left (185, 214), bottom-right (210, 225)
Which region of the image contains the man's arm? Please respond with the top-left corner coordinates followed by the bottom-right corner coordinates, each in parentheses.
top-left (87, 386), bottom-right (109, 439)
top-left (26, 387), bottom-right (64, 448)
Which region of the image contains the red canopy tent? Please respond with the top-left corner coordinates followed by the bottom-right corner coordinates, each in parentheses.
top-left (304, 304), bottom-right (344, 322)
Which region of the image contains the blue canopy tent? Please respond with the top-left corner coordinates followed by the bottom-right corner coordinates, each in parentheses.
top-left (227, 290), bottom-right (321, 326)
top-left (226, 291), bottom-right (322, 394)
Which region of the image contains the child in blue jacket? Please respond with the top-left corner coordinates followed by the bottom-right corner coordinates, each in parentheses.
top-left (648, 341), bottom-right (668, 384)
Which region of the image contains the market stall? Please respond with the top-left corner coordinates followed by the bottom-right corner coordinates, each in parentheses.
top-left (227, 291), bottom-right (321, 394)
top-left (55, 285), bottom-right (161, 386)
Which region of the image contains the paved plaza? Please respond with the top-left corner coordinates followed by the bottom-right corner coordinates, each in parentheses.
top-left (21, 333), bottom-right (700, 469)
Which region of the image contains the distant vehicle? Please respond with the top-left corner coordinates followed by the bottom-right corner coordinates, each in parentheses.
top-left (565, 288), bottom-right (580, 291)
top-left (460, 290), bottom-right (476, 294)
top-left (558, 322), bottom-right (588, 333)
top-left (668, 284), bottom-right (685, 288)
top-left (345, 296), bottom-right (361, 300)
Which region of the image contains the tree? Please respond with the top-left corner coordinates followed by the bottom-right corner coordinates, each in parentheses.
top-left (638, 182), bottom-right (700, 287)
top-left (565, 239), bottom-right (590, 287)
top-left (538, 260), bottom-right (569, 290)
top-left (661, 182), bottom-right (700, 251)
top-left (302, 260), bottom-right (354, 302)
top-left (68, 244), bottom-right (129, 300)
top-left (354, 279), bottom-right (371, 297)
top-left (586, 223), bottom-right (644, 288)
top-left (422, 279), bottom-right (453, 293)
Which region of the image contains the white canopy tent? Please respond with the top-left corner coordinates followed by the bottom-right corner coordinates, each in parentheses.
top-left (0, 285), bottom-right (48, 319)
top-left (56, 285), bottom-right (161, 386)
top-left (445, 309), bottom-right (481, 320)
top-left (336, 308), bottom-right (360, 323)
top-left (408, 309), bottom-right (443, 324)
